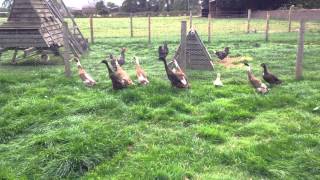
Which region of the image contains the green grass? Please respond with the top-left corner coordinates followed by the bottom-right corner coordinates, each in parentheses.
top-left (0, 17), bottom-right (320, 179)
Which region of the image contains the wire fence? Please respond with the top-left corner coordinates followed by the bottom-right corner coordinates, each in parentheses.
top-left (70, 12), bottom-right (320, 44)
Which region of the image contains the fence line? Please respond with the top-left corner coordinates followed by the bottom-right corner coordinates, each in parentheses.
top-left (82, 13), bottom-right (319, 43)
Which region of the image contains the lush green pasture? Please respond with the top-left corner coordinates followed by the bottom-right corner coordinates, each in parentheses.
top-left (0, 17), bottom-right (320, 179)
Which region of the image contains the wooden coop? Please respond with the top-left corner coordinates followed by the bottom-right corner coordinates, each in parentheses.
top-left (175, 23), bottom-right (213, 71)
top-left (0, 0), bottom-right (88, 77)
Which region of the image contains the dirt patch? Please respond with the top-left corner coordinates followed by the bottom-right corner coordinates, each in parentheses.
top-left (217, 56), bottom-right (251, 68)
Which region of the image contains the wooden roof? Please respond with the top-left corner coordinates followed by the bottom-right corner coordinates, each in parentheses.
top-left (0, 0), bottom-right (64, 48)
top-left (175, 29), bottom-right (213, 71)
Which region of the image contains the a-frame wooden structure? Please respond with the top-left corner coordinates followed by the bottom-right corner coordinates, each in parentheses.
top-left (0, 0), bottom-right (88, 76)
top-left (174, 28), bottom-right (213, 71)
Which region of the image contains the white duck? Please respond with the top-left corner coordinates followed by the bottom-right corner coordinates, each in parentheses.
top-left (214, 73), bottom-right (223, 87)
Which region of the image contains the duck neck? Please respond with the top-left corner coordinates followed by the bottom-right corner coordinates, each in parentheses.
top-left (103, 62), bottom-right (113, 75)
top-left (121, 51), bottom-right (125, 59)
top-left (162, 58), bottom-right (171, 76)
top-left (246, 66), bottom-right (253, 79)
top-left (216, 74), bottom-right (221, 81)
top-left (263, 66), bottom-right (269, 74)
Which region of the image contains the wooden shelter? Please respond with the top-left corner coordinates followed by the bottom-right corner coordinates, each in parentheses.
top-left (0, 0), bottom-right (88, 76)
top-left (174, 28), bottom-right (213, 71)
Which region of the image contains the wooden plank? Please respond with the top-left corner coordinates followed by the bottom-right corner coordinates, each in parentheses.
top-left (180, 21), bottom-right (187, 71)
top-left (190, 60), bottom-right (214, 66)
top-left (0, 34), bottom-right (43, 38)
top-left (193, 31), bottom-right (212, 60)
top-left (208, 11), bottom-right (211, 43)
top-left (189, 64), bottom-right (213, 70)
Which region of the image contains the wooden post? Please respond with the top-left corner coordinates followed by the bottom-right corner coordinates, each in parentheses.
top-left (89, 15), bottom-right (94, 44)
top-left (130, 13), bottom-right (133, 38)
top-left (295, 19), bottom-right (305, 80)
top-left (265, 11), bottom-right (270, 42)
top-left (288, 5), bottom-right (294, 32)
top-left (189, 11), bottom-right (193, 29)
top-left (180, 21), bottom-right (187, 71)
top-left (62, 21), bottom-right (72, 78)
top-left (148, 14), bottom-right (151, 44)
top-left (247, 9), bottom-right (251, 33)
top-left (208, 12), bottom-right (212, 43)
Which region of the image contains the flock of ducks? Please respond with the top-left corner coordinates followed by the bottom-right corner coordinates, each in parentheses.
top-left (74, 44), bottom-right (282, 94)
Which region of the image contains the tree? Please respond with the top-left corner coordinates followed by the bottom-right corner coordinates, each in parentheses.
top-left (287, 0), bottom-right (320, 9)
top-left (95, 0), bottom-right (109, 15)
top-left (1, 0), bottom-right (13, 8)
top-left (122, 0), bottom-right (151, 12)
top-left (172, 0), bottom-right (200, 11)
top-left (202, 0), bottom-right (320, 11)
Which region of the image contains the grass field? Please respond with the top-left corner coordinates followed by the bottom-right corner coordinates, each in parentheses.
top-left (0, 17), bottom-right (320, 179)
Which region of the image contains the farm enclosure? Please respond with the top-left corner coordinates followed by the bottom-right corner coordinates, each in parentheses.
top-left (0, 17), bottom-right (320, 179)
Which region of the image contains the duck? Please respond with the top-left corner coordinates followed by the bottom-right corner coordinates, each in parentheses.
top-left (74, 58), bottom-right (96, 87)
top-left (118, 47), bottom-right (127, 65)
top-left (213, 73), bottom-right (223, 87)
top-left (158, 42), bottom-right (169, 61)
top-left (261, 63), bottom-right (282, 85)
top-left (101, 55), bottom-right (133, 90)
top-left (215, 47), bottom-right (230, 60)
top-left (160, 57), bottom-right (189, 88)
top-left (111, 48), bottom-right (127, 69)
top-left (134, 57), bottom-right (149, 85)
top-left (244, 63), bottom-right (269, 94)
top-left (112, 55), bottom-right (133, 86)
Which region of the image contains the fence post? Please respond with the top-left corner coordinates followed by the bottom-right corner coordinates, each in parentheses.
top-left (130, 13), bottom-right (133, 38)
top-left (148, 14), bottom-right (151, 44)
top-left (189, 11), bottom-right (193, 29)
top-left (247, 9), bottom-right (251, 33)
top-left (208, 12), bottom-right (212, 43)
top-left (62, 21), bottom-right (71, 77)
top-left (295, 19), bottom-right (305, 80)
top-left (180, 21), bottom-right (187, 71)
top-left (288, 5), bottom-right (294, 32)
top-left (265, 11), bottom-right (270, 42)
top-left (90, 15), bottom-right (94, 44)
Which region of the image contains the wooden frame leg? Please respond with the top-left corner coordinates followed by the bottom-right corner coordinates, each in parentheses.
top-left (58, 49), bottom-right (71, 78)
top-left (11, 49), bottom-right (18, 64)
top-left (41, 54), bottom-right (49, 62)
